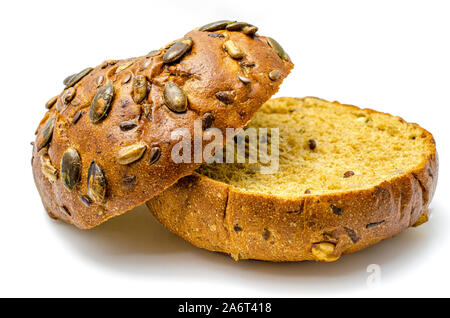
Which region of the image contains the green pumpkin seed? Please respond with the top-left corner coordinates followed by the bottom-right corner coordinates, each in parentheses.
top-left (164, 82), bottom-right (188, 113)
top-left (163, 38), bottom-right (193, 64)
top-left (242, 25), bottom-right (258, 35)
top-left (149, 146), bottom-right (161, 165)
top-left (115, 61), bottom-right (134, 74)
top-left (225, 21), bottom-right (257, 34)
top-left (116, 142), bottom-right (147, 165)
top-left (61, 147), bottom-right (81, 191)
top-left (41, 153), bottom-right (58, 182)
top-left (64, 67), bottom-right (93, 88)
top-left (45, 96), bottom-right (58, 109)
top-left (87, 161), bottom-right (106, 204)
top-left (215, 90), bottom-right (235, 104)
top-left (198, 20), bottom-right (234, 32)
top-left (266, 37), bottom-right (289, 61)
top-left (36, 116), bottom-right (56, 151)
top-left (90, 82), bottom-right (114, 123)
top-left (223, 40), bottom-right (244, 59)
top-left (268, 69), bottom-right (281, 81)
top-left (62, 87), bottom-right (76, 104)
top-left (132, 75), bottom-right (148, 104)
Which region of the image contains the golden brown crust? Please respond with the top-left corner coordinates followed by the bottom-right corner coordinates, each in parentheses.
top-left (146, 97), bottom-right (438, 262)
top-left (32, 28), bottom-right (293, 229)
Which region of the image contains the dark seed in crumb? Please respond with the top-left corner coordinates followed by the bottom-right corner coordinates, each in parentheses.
top-left (202, 112), bottom-right (215, 130)
top-left (330, 205), bottom-right (342, 216)
top-left (234, 225), bottom-right (242, 232)
top-left (240, 61), bottom-right (255, 68)
top-left (344, 227), bottom-right (360, 243)
top-left (149, 146), bottom-right (161, 165)
top-left (304, 189), bottom-right (311, 194)
top-left (366, 220), bottom-right (385, 229)
top-left (308, 139), bottom-right (317, 150)
top-left (80, 195), bottom-right (92, 207)
top-left (343, 171), bottom-right (355, 178)
top-left (123, 175), bottom-right (136, 184)
top-left (262, 228), bottom-right (270, 240)
top-left (215, 90), bottom-right (235, 105)
top-left (61, 205), bottom-right (71, 216)
top-left (119, 121), bottom-right (138, 131)
top-left (72, 111), bottom-right (82, 124)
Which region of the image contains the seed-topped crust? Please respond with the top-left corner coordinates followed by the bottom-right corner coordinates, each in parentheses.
top-left (32, 24), bottom-right (293, 229)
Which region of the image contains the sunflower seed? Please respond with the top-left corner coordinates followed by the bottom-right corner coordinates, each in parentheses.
top-left (215, 90), bottom-right (235, 104)
top-left (208, 33), bottom-right (226, 39)
top-left (202, 112), bottom-right (215, 129)
top-left (64, 67), bottom-right (93, 88)
top-left (146, 50), bottom-right (161, 57)
top-left (115, 61), bottom-right (134, 74)
top-left (36, 116), bottom-right (56, 151)
top-left (268, 69), bottom-right (281, 81)
top-left (90, 82), bottom-right (114, 123)
top-left (238, 75), bottom-right (251, 84)
top-left (164, 82), bottom-right (188, 113)
top-left (199, 20), bottom-right (234, 32)
top-left (72, 111), bottom-right (83, 124)
top-left (87, 161), bottom-right (106, 204)
top-left (242, 25), bottom-right (258, 35)
top-left (40, 153), bottom-right (58, 182)
top-left (101, 59), bottom-right (117, 69)
top-left (266, 37), bottom-right (289, 61)
top-left (122, 73), bottom-right (132, 84)
top-left (223, 40), bottom-right (244, 59)
top-left (79, 195), bottom-right (92, 207)
top-left (96, 75), bottom-right (104, 88)
top-left (45, 96), bottom-right (58, 109)
top-left (61, 147), bottom-right (81, 191)
top-left (62, 87), bottom-right (76, 104)
top-left (132, 75), bottom-right (148, 104)
top-left (149, 146), bottom-right (161, 165)
top-left (116, 142), bottom-right (147, 165)
top-left (163, 37), bottom-right (193, 64)
top-left (226, 22), bottom-right (250, 31)
top-left (119, 121), bottom-right (137, 131)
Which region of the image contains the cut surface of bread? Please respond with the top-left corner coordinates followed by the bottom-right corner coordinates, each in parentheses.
top-left (198, 97), bottom-right (435, 197)
top-left (147, 97), bottom-right (438, 262)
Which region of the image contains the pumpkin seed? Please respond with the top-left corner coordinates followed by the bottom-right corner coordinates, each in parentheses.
top-left (149, 146), bottom-right (161, 165)
top-left (79, 195), bottom-right (92, 207)
top-left (96, 75), bottom-right (104, 87)
top-left (36, 116), bottom-right (56, 151)
top-left (164, 82), bottom-right (188, 113)
top-left (62, 87), bottom-right (76, 104)
top-left (202, 112), bottom-right (215, 130)
top-left (119, 121), bottom-right (137, 131)
top-left (268, 69), bottom-right (281, 81)
top-left (266, 37), bottom-right (289, 61)
top-left (122, 73), bottom-right (132, 84)
top-left (163, 37), bottom-right (193, 64)
top-left (40, 153), bottom-right (58, 182)
top-left (116, 142), bottom-right (147, 165)
top-left (87, 161), bottom-right (106, 204)
top-left (215, 90), bottom-right (235, 104)
top-left (132, 75), bottom-right (148, 104)
top-left (72, 110), bottom-right (83, 124)
top-left (198, 20), bottom-right (234, 32)
top-left (45, 96), bottom-right (58, 109)
top-left (238, 75), bottom-right (252, 84)
top-left (61, 147), bottom-right (81, 191)
top-left (90, 82), bottom-right (114, 123)
top-left (64, 67), bottom-right (93, 88)
top-left (223, 40), bottom-right (244, 59)
top-left (115, 61), bottom-right (134, 74)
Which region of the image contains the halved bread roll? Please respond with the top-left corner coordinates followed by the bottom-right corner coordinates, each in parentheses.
top-left (147, 97), bottom-right (438, 262)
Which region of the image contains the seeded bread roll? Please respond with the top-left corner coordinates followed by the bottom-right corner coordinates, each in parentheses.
top-left (32, 21), bottom-right (293, 229)
top-left (146, 97), bottom-right (438, 262)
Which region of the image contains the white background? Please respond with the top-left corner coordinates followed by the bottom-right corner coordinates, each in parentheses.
top-left (0, 0), bottom-right (449, 297)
